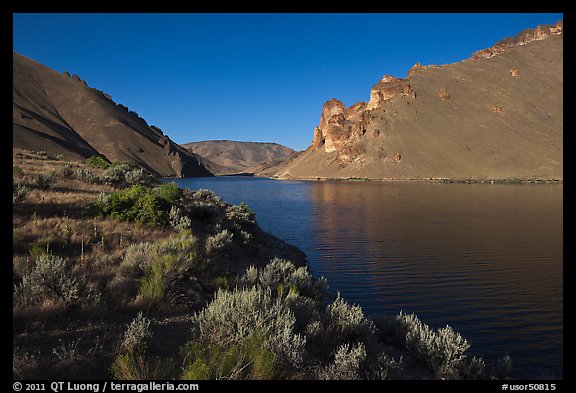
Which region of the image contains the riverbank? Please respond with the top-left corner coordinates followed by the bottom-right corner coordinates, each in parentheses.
top-left (261, 174), bottom-right (563, 184)
top-left (13, 151), bottom-right (512, 380)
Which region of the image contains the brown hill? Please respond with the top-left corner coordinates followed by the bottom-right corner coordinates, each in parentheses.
top-left (183, 140), bottom-right (295, 175)
top-left (13, 52), bottom-right (212, 178)
top-left (266, 21), bottom-right (563, 181)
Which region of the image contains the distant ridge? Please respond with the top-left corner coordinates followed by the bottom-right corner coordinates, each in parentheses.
top-left (183, 140), bottom-right (295, 175)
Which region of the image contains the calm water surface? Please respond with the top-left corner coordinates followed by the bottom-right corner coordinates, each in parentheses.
top-left (170, 177), bottom-right (563, 379)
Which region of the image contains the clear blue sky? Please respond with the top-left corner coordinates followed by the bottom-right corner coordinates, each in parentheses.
top-left (13, 13), bottom-right (562, 151)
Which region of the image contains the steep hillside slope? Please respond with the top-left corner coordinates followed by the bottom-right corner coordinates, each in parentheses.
top-left (13, 52), bottom-right (212, 178)
top-left (269, 21), bottom-right (563, 181)
top-left (183, 140), bottom-right (295, 175)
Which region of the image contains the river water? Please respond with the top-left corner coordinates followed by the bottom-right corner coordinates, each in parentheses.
top-left (169, 177), bottom-right (563, 379)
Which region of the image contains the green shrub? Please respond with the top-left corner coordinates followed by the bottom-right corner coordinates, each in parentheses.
top-left (180, 332), bottom-right (279, 380)
top-left (117, 235), bottom-right (199, 304)
top-left (138, 252), bottom-right (187, 303)
top-left (27, 243), bottom-right (49, 259)
top-left (214, 276), bottom-right (229, 290)
top-left (13, 181), bottom-right (30, 204)
top-left (111, 352), bottom-right (175, 380)
top-left (92, 184), bottom-right (182, 226)
top-left (156, 182), bottom-right (183, 204)
top-left (85, 155), bottom-right (111, 169)
top-left (13, 254), bottom-right (100, 308)
top-left (157, 232), bottom-right (200, 262)
top-left (13, 166), bottom-right (23, 175)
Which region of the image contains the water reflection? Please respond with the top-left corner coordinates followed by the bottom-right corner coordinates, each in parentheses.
top-left (171, 177), bottom-right (562, 379)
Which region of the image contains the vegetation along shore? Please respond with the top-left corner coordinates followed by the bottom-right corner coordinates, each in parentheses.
top-left (13, 150), bottom-right (513, 380)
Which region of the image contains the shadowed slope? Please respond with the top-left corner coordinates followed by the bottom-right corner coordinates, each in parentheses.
top-left (13, 52), bottom-right (212, 178)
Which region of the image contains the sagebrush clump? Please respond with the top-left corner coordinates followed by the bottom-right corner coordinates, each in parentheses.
top-left (116, 234), bottom-right (199, 305)
top-left (121, 312), bottom-right (152, 353)
top-left (239, 257), bottom-right (327, 299)
top-left (205, 229), bottom-right (234, 255)
top-left (13, 181), bottom-right (30, 204)
top-left (13, 254), bottom-right (100, 308)
top-left (318, 342), bottom-right (367, 380)
top-left (35, 173), bottom-right (55, 190)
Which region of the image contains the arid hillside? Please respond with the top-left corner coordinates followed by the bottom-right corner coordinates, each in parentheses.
top-left (183, 140), bottom-right (295, 175)
top-left (265, 21), bottom-right (563, 181)
top-left (13, 52), bottom-right (211, 178)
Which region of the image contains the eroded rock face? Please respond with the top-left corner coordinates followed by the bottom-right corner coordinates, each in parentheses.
top-left (309, 74), bottom-right (415, 155)
top-left (367, 75), bottom-right (416, 110)
top-left (311, 99), bottom-right (368, 153)
top-left (306, 20), bottom-right (562, 160)
top-left (472, 20), bottom-right (562, 61)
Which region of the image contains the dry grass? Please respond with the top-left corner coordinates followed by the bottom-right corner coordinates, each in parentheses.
top-left (12, 150), bottom-right (310, 379)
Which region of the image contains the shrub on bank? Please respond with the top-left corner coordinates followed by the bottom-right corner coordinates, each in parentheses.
top-left (318, 342), bottom-right (367, 380)
top-left (205, 229), bottom-right (234, 255)
top-left (323, 294), bottom-right (377, 347)
top-left (238, 258), bottom-right (327, 300)
top-left (91, 183), bottom-right (184, 226)
top-left (189, 287), bottom-right (306, 370)
top-left (169, 206), bottom-right (192, 232)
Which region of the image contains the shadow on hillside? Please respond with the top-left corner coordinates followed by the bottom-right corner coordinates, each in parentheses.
top-left (13, 201), bottom-right (93, 220)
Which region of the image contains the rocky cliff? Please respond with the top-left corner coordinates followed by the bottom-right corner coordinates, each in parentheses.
top-left (13, 52), bottom-right (212, 178)
top-left (268, 21), bottom-right (563, 181)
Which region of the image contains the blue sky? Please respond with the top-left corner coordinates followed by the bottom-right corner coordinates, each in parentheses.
top-left (13, 13), bottom-right (562, 151)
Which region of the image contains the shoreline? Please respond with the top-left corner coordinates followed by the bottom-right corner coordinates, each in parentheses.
top-left (256, 174), bottom-right (564, 185)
